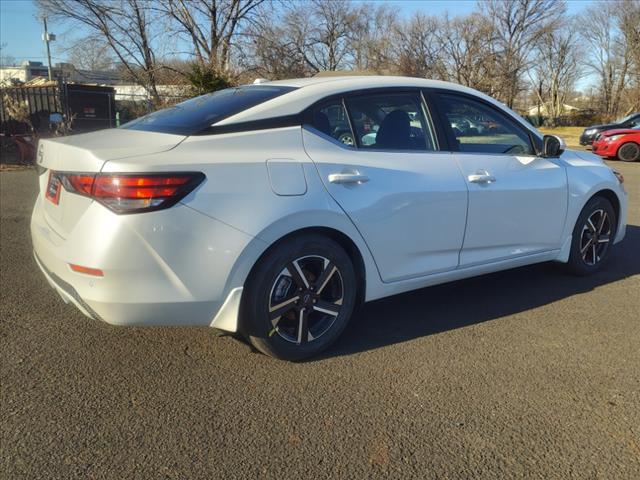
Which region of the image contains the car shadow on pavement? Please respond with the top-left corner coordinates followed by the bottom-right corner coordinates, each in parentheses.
top-left (314, 224), bottom-right (640, 361)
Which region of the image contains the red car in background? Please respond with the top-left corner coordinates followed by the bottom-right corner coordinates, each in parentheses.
top-left (591, 125), bottom-right (640, 162)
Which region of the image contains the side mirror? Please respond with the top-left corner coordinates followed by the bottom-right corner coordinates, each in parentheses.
top-left (542, 134), bottom-right (565, 157)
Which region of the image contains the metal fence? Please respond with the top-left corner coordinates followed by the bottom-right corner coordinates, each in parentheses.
top-left (1, 81), bottom-right (116, 135)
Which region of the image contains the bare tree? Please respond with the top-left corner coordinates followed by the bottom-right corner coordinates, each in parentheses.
top-left (485, 0), bottom-right (566, 108)
top-left (616, 0), bottom-right (640, 113)
top-left (393, 13), bottom-right (446, 78)
top-left (0, 43), bottom-right (16, 68)
top-left (157, 0), bottom-right (266, 74)
top-left (438, 14), bottom-right (499, 93)
top-left (244, 0), bottom-right (359, 76)
top-left (350, 3), bottom-right (399, 74)
top-left (65, 35), bottom-right (115, 71)
top-left (38, 0), bottom-right (163, 104)
top-left (529, 19), bottom-right (583, 125)
top-left (580, 1), bottom-right (632, 119)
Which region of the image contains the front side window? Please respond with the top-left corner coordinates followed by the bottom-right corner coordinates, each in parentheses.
top-left (344, 92), bottom-right (437, 151)
top-left (436, 93), bottom-right (535, 155)
top-left (311, 101), bottom-right (355, 147)
top-left (122, 85), bottom-right (296, 135)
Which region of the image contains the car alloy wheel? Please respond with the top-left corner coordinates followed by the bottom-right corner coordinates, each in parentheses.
top-left (268, 255), bottom-right (344, 344)
top-left (338, 132), bottom-right (355, 146)
top-left (243, 234), bottom-right (357, 360)
top-left (579, 209), bottom-right (611, 266)
top-left (618, 142), bottom-right (640, 162)
top-left (566, 196), bottom-right (616, 276)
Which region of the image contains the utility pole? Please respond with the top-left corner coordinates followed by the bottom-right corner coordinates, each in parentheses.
top-left (42, 17), bottom-right (55, 81)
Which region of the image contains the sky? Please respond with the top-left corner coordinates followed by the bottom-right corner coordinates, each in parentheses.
top-left (1, 0), bottom-right (596, 67)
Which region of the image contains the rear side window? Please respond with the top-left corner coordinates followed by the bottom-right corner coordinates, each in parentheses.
top-left (311, 101), bottom-right (355, 147)
top-left (435, 93), bottom-right (535, 155)
top-left (122, 85), bottom-right (296, 135)
top-left (345, 92), bottom-right (437, 151)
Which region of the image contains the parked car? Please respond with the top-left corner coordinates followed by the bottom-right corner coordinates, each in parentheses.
top-left (579, 112), bottom-right (640, 146)
top-left (448, 115), bottom-right (486, 135)
top-left (32, 76), bottom-right (628, 360)
top-left (592, 125), bottom-right (640, 162)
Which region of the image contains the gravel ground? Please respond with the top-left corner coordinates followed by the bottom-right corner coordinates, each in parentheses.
top-left (1, 162), bottom-right (639, 479)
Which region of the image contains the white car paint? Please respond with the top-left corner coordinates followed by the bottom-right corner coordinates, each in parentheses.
top-left (31, 76), bottom-right (627, 334)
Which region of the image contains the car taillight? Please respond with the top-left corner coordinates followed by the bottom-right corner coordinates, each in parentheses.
top-left (52, 171), bottom-right (205, 214)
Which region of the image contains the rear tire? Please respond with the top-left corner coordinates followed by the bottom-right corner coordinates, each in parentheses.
top-left (242, 234), bottom-right (357, 361)
top-left (617, 142), bottom-right (640, 162)
top-left (566, 196), bottom-right (616, 276)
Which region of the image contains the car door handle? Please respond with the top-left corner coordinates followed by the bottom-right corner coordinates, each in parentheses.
top-left (468, 170), bottom-right (496, 184)
top-left (328, 172), bottom-right (370, 185)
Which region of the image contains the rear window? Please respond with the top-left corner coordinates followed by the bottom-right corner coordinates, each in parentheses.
top-left (121, 85), bottom-right (296, 135)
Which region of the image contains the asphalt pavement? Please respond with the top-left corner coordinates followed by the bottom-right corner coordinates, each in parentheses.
top-left (1, 163), bottom-right (639, 479)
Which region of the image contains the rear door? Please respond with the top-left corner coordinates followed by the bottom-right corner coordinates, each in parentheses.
top-left (430, 90), bottom-right (568, 266)
top-left (303, 90), bottom-right (468, 283)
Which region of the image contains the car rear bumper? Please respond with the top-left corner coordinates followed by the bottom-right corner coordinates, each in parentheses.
top-left (31, 193), bottom-right (254, 330)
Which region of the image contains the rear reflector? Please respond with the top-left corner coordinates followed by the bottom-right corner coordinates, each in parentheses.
top-left (69, 264), bottom-right (104, 277)
top-left (52, 171), bottom-right (205, 214)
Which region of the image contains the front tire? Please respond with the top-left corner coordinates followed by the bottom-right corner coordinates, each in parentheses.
top-left (242, 234), bottom-right (357, 361)
top-left (566, 196), bottom-right (616, 275)
top-left (617, 142), bottom-right (640, 162)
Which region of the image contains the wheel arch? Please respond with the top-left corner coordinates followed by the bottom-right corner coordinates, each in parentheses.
top-left (590, 189), bottom-right (621, 228)
top-left (227, 224), bottom-right (370, 334)
top-left (223, 208), bottom-right (380, 310)
top-left (244, 226), bottom-right (367, 302)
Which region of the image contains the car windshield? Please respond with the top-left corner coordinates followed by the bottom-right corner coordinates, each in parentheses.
top-left (121, 85), bottom-right (297, 135)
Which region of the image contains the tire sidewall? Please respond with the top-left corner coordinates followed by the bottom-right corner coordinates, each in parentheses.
top-left (243, 234), bottom-right (357, 361)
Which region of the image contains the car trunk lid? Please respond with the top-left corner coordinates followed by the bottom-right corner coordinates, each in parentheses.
top-left (37, 129), bottom-right (186, 239)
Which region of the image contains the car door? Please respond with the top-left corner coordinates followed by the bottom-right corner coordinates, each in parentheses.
top-left (430, 90), bottom-right (568, 267)
top-left (302, 90), bottom-right (468, 283)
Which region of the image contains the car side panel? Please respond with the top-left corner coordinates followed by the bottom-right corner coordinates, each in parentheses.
top-left (103, 127), bottom-right (384, 302)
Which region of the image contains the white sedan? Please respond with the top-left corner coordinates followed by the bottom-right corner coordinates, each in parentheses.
top-left (31, 76), bottom-right (628, 360)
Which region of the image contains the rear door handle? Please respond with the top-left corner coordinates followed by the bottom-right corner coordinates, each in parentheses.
top-left (328, 172), bottom-right (369, 185)
top-left (468, 170), bottom-right (496, 184)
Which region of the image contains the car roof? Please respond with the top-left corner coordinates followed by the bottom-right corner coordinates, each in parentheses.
top-left (216, 75), bottom-right (541, 138)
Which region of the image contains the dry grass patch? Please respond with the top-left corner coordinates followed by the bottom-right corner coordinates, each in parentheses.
top-left (538, 126), bottom-right (586, 150)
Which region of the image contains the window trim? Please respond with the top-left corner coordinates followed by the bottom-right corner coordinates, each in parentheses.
top-left (426, 88), bottom-right (541, 156)
top-left (303, 97), bottom-right (358, 150)
top-left (343, 89), bottom-right (437, 152)
top-left (303, 87), bottom-right (443, 153)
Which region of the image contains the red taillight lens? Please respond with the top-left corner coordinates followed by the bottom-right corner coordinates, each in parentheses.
top-left (65, 174), bottom-right (95, 196)
top-left (54, 171), bottom-right (205, 214)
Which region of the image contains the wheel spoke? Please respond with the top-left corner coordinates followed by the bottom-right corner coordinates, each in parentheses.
top-left (587, 218), bottom-right (597, 233)
top-left (597, 234), bottom-right (610, 243)
top-left (313, 300), bottom-right (341, 317)
top-left (297, 308), bottom-right (309, 344)
top-left (580, 238), bottom-right (594, 255)
top-left (269, 295), bottom-right (299, 321)
top-left (287, 260), bottom-right (310, 289)
top-left (591, 243), bottom-right (597, 264)
top-left (315, 262), bottom-right (337, 294)
top-left (596, 211), bottom-right (608, 234)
